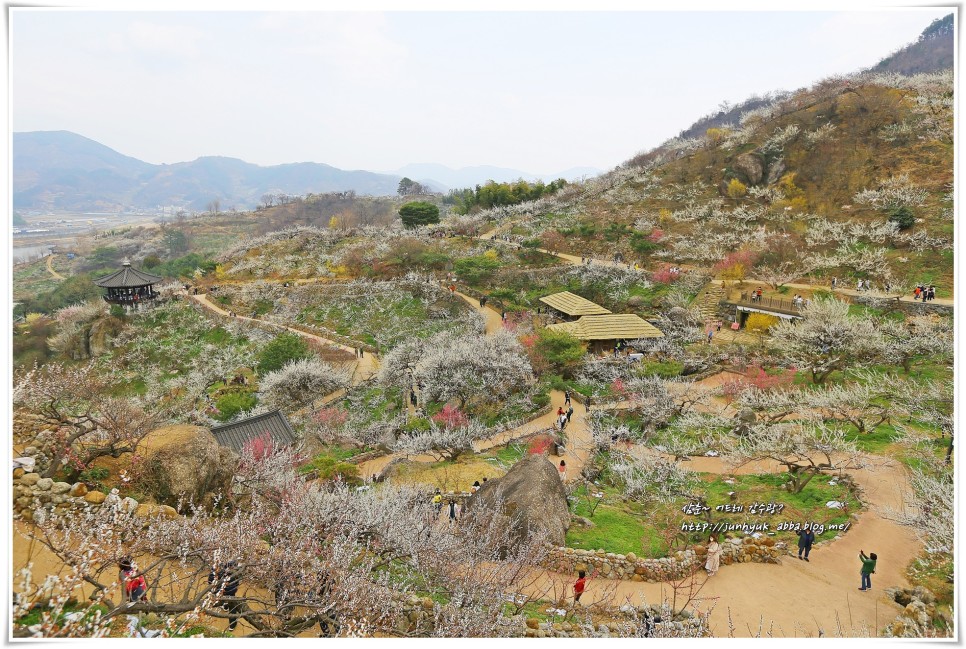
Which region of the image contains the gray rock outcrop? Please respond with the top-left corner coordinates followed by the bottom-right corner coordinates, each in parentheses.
top-left (732, 153), bottom-right (764, 186)
top-left (465, 454), bottom-right (570, 550)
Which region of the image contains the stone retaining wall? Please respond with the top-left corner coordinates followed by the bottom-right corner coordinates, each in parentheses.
top-left (12, 469), bottom-right (178, 523)
top-left (681, 364), bottom-right (726, 382)
top-left (543, 536), bottom-right (786, 582)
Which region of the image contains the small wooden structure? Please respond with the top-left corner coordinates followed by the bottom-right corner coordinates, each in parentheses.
top-left (538, 291), bottom-right (611, 321)
top-left (211, 410), bottom-right (296, 455)
top-left (546, 313), bottom-right (663, 354)
top-left (94, 258), bottom-right (162, 307)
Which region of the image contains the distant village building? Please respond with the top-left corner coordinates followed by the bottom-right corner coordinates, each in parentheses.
top-left (93, 258), bottom-right (162, 308)
top-left (538, 291), bottom-right (612, 322)
top-left (210, 410), bottom-right (296, 455)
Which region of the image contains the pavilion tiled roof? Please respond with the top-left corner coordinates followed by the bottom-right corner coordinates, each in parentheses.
top-left (93, 261), bottom-right (163, 288)
top-left (211, 410), bottom-right (296, 455)
top-left (538, 291), bottom-right (612, 317)
top-left (546, 314), bottom-right (664, 341)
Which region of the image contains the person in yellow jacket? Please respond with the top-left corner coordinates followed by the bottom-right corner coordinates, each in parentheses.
top-left (432, 490), bottom-right (443, 516)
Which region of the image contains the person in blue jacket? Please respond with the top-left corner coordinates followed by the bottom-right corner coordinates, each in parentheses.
top-left (796, 528), bottom-right (816, 561)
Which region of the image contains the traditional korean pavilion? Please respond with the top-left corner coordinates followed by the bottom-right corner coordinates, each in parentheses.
top-left (93, 258), bottom-right (162, 307)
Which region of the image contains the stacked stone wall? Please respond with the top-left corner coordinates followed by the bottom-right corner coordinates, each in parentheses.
top-left (542, 536), bottom-right (786, 582)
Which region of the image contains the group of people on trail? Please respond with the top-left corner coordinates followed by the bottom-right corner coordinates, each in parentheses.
top-left (791, 294), bottom-right (810, 307)
top-left (750, 287), bottom-right (764, 302)
top-left (432, 489), bottom-right (462, 523)
top-left (914, 285), bottom-right (937, 302)
top-left (556, 405), bottom-right (574, 431)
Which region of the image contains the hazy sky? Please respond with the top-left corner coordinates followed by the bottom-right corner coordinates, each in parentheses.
top-left (10, 7), bottom-right (951, 174)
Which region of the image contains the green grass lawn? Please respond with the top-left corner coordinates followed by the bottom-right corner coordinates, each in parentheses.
top-left (565, 468), bottom-right (860, 558)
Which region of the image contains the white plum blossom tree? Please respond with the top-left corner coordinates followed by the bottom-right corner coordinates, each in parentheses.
top-left (769, 298), bottom-right (882, 384)
top-left (13, 361), bottom-right (166, 480)
top-left (259, 357), bottom-right (351, 409)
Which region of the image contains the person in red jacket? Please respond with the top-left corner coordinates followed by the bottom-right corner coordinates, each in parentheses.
top-left (574, 570), bottom-right (587, 605)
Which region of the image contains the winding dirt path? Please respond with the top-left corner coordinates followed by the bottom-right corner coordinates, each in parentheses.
top-left (187, 292), bottom-right (379, 383)
top-left (165, 255), bottom-right (937, 635)
top-left (711, 278), bottom-right (953, 307)
top-left (45, 254), bottom-right (65, 281)
top-left (352, 285), bottom-right (922, 635)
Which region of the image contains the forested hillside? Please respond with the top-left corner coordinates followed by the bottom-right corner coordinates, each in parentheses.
top-left (453, 68), bottom-right (953, 294)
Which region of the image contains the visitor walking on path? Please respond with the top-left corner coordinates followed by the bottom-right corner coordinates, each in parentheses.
top-left (796, 528), bottom-right (816, 561)
top-left (573, 571), bottom-right (587, 605)
top-left (564, 390), bottom-right (571, 406)
top-left (209, 559), bottom-right (243, 632)
top-left (707, 329), bottom-right (714, 345)
top-left (558, 460), bottom-right (567, 481)
top-left (858, 551), bottom-right (877, 591)
top-left (448, 500), bottom-right (458, 525)
top-left (566, 405), bottom-right (574, 423)
top-left (705, 536), bottom-right (723, 576)
top-left (119, 557), bottom-right (148, 605)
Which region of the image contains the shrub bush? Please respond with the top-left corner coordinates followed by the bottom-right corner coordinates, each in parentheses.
top-left (214, 391), bottom-right (258, 421)
top-left (257, 332), bottom-right (310, 375)
top-left (888, 205), bottom-right (916, 230)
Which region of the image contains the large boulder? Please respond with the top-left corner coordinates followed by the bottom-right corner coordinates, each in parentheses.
top-left (139, 425), bottom-right (238, 510)
top-left (732, 153), bottom-right (764, 186)
top-left (464, 454), bottom-right (570, 550)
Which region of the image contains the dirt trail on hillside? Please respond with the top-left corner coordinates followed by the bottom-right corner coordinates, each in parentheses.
top-left (45, 254), bottom-right (66, 281)
top-left (711, 278), bottom-right (953, 307)
top-left (188, 292), bottom-right (379, 383)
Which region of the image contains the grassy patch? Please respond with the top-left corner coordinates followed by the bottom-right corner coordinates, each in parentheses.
top-left (566, 465), bottom-right (861, 557)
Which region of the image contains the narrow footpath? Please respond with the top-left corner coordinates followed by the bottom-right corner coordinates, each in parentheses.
top-left (45, 254), bottom-right (65, 281)
top-left (187, 292), bottom-right (379, 383)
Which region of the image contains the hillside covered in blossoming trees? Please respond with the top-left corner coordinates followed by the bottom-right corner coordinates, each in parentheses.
top-left (11, 14), bottom-right (953, 640)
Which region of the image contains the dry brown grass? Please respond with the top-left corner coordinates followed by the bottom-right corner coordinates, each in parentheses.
top-left (388, 457), bottom-right (507, 493)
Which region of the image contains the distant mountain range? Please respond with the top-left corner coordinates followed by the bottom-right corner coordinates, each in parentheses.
top-left (12, 131), bottom-right (602, 213)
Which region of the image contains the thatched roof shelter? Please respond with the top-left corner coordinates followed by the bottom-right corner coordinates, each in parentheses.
top-left (538, 291), bottom-right (611, 318)
top-left (547, 314), bottom-right (663, 342)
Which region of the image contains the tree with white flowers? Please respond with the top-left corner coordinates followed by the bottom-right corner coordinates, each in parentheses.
top-left (381, 330), bottom-right (533, 410)
top-left (394, 420), bottom-right (491, 462)
top-left (259, 357), bottom-right (351, 409)
top-left (769, 298), bottom-right (883, 384)
top-left (14, 361), bottom-right (166, 481)
top-left (723, 420), bottom-right (867, 494)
